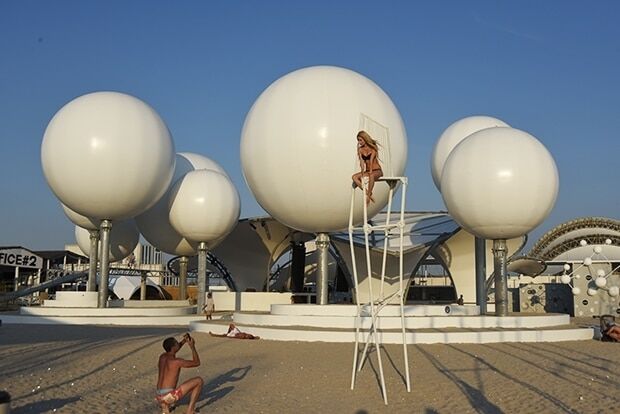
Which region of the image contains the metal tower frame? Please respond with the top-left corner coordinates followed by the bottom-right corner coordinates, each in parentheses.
top-left (348, 175), bottom-right (411, 404)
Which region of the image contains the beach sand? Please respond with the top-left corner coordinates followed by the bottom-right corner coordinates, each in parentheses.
top-left (0, 324), bottom-right (619, 413)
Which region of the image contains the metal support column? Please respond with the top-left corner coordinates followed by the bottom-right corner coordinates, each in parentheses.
top-left (140, 272), bottom-right (147, 301)
top-left (316, 233), bottom-right (330, 305)
top-left (179, 256), bottom-right (189, 300)
top-left (87, 230), bottom-right (99, 292)
top-left (492, 239), bottom-right (508, 316)
top-left (474, 236), bottom-right (487, 315)
top-left (98, 219), bottom-right (112, 308)
top-left (197, 242), bottom-right (207, 313)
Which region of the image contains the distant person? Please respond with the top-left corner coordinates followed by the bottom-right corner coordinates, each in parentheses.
top-left (601, 316), bottom-right (620, 342)
top-left (202, 292), bottom-right (215, 320)
top-left (605, 325), bottom-right (620, 342)
top-left (457, 295), bottom-right (464, 305)
top-left (352, 130), bottom-right (383, 204)
top-left (156, 333), bottom-right (203, 414)
top-left (209, 323), bottom-right (260, 340)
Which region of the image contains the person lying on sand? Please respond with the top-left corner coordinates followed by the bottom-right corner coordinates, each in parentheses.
top-left (209, 323), bottom-right (260, 340)
top-left (603, 325), bottom-right (620, 342)
top-left (156, 333), bottom-right (203, 414)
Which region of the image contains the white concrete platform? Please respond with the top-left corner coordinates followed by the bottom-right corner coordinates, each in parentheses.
top-left (189, 304), bottom-right (594, 344)
top-left (233, 312), bottom-right (571, 330)
top-left (190, 320), bottom-right (593, 344)
top-left (20, 306), bottom-right (196, 317)
top-left (1, 313), bottom-right (206, 326)
top-left (270, 304), bottom-right (481, 317)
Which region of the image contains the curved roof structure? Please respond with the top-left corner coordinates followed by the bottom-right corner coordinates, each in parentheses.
top-left (528, 217), bottom-right (620, 261)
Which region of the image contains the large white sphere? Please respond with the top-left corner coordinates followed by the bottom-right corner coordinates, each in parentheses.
top-left (609, 286), bottom-right (619, 297)
top-left (560, 274), bottom-right (571, 284)
top-left (41, 91), bottom-right (175, 220)
top-left (169, 170), bottom-right (240, 244)
top-left (75, 220), bottom-right (139, 262)
top-left (62, 204), bottom-right (100, 231)
top-left (440, 127), bottom-right (559, 239)
top-left (241, 66), bottom-right (407, 233)
top-left (431, 116), bottom-right (509, 190)
top-left (135, 153), bottom-right (228, 256)
top-left (595, 277), bottom-right (607, 288)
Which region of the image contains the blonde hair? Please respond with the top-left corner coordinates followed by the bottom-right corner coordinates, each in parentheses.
top-left (357, 130), bottom-right (379, 152)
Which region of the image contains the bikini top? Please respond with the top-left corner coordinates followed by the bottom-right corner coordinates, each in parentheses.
top-left (361, 153), bottom-right (371, 161)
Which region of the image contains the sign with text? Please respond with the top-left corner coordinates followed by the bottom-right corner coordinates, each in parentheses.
top-left (0, 248), bottom-right (43, 269)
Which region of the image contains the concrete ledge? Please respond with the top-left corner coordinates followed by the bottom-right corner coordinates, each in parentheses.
top-left (1, 314), bottom-right (206, 326)
top-left (190, 320), bottom-right (593, 344)
top-left (270, 304), bottom-right (481, 317)
top-left (108, 300), bottom-right (191, 308)
top-left (20, 306), bottom-right (196, 317)
top-left (233, 312), bottom-right (570, 330)
top-left (43, 291), bottom-right (98, 308)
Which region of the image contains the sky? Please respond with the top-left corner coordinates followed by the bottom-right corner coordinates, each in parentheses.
top-left (0, 0), bottom-right (618, 251)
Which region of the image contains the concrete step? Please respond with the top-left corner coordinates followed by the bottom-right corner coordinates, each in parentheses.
top-left (190, 319), bottom-right (594, 344)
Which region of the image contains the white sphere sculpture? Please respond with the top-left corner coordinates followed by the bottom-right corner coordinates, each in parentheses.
top-left (136, 153), bottom-right (228, 256)
top-left (62, 204), bottom-right (100, 231)
top-left (431, 116), bottom-right (509, 190)
top-left (440, 127), bottom-right (559, 239)
top-left (596, 269), bottom-right (606, 277)
top-left (41, 91), bottom-right (175, 220)
top-left (572, 287), bottom-right (581, 296)
top-left (580, 240), bottom-right (588, 246)
top-left (587, 288), bottom-right (598, 296)
top-left (593, 245), bottom-right (603, 254)
top-left (584, 258), bottom-right (593, 266)
top-left (560, 274), bottom-right (571, 284)
top-left (169, 170), bottom-right (240, 244)
top-left (595, 277), bottom-right (607, 288)
top-left (563, 264), bottom-right (571, 271)
top-left (240, 66), bottom-right (407, 233)
top-left (609, 286), bottom-right (619, 297)
top-left (75, 220), bottom-right (139, 262)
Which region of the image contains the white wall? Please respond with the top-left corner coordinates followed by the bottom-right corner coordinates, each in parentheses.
top-left (211, 292), bottom-right (292, 311)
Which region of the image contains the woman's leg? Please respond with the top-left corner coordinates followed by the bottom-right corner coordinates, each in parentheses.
top-left (366, 171), bottom-right (383, 204)
top-left (352, 172), bottom-right (362, 188)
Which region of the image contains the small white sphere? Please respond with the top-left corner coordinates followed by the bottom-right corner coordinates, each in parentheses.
top-left (75, 220), bottom-right (139, 262)
top-left (587, 288), bottom-right (598, 296)
top-left (580, 240), bottom-right (588, 246)
top-left (583, 257), bottom-right (593, 266)
top-left (572, 287), bottom-right (581, 295)
top-left (593, 245), bottom-right (603, 254)
top-left (563, 264), bottom-right (571, 271)
top-left (596, 269), bottom-right (606, 277)
top-left (575, 274), bottom-right (581, 279)
top-left (241, 66), bottom-right (407, 233)
top-left (431, 116), bottom-right (509, 190)
top-left (605, 239), bottom-right (612, 245)
top-left (136, 153), bottom-right (229, 256)
top-left (41, 91), bottom-right (175, 220)
top-left (609, 286), bottom-right (619, 297)
top-left (595, 277), bottom-right (607, 288)
top-left (560, 274), bottom-right (571, 284)
top-left (440, 127), bottom-right (559, 239)
top-left (169, 169), bottom-right (240, 244)
top-left (62, 204), bottom-right (100, 231)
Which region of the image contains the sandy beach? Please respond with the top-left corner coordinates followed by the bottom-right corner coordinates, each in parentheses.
top-left (0, 323), bottom-right (618, 413)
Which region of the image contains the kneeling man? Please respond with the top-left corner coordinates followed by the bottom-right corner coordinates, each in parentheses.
top-left (156, 333), bottom-right (203, 414)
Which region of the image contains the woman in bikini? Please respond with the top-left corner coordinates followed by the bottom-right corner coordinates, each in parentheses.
top-left (352, 130), bottom-right (383, 204)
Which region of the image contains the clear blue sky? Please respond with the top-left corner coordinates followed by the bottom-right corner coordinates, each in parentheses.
top-left (1, 0), bottom-right (618, 250)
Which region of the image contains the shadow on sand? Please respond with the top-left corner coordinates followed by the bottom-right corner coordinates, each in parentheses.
top-left (197, 365), bottom-right (252, 409)
top-left (13, 396), bottom-right (81, 413)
